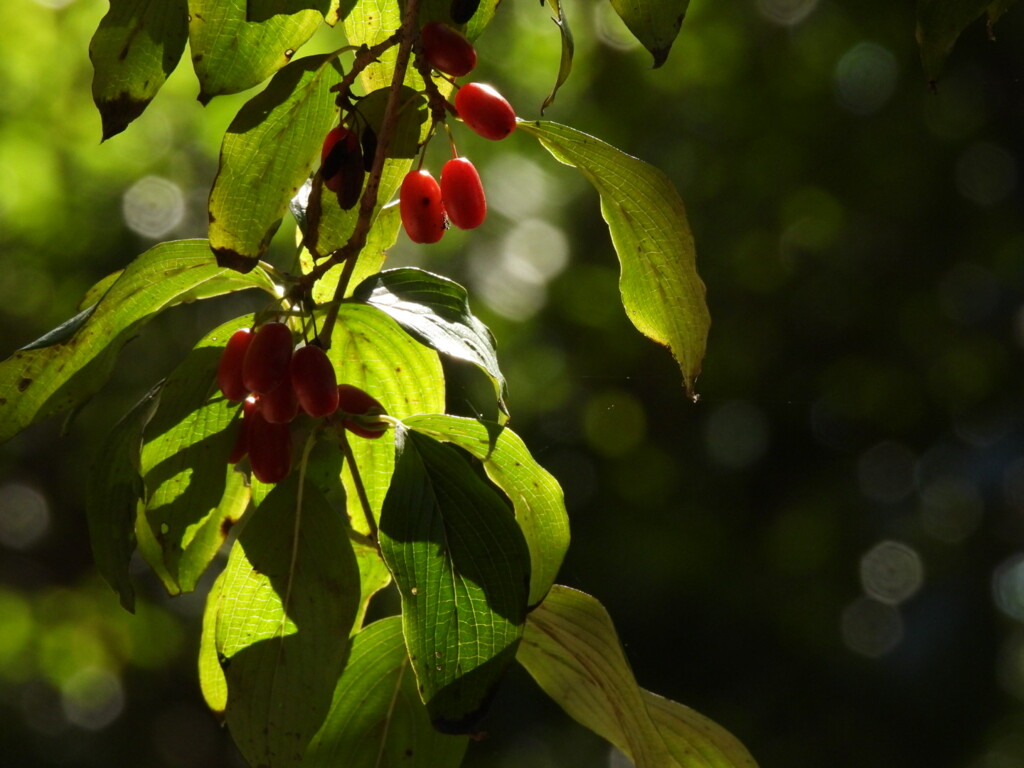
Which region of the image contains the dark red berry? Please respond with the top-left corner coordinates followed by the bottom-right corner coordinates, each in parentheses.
top-left (217, 328), bottom-right (253, 402)
top-left (290, 345), bottom-right (339, 418)
top-left (242, 322), bottom-right (293, 395)
top-left (337, 384), bottom-right (389, 439)
top-left (454, 83), bottom-right (516, 141)
top-left (321, 126), bottom-right (364, 209)
top-left (440, 157), bottom-right (486, 230)
top-left (400, 170), bottom-right (447, 244)
top-left (261, 378), bottom-right (299, 424)
top-left (227, 397), bottom-right (256, 464)
top-left (248, 407), bottom-right (292, 484)
top-left (421, 22), bottom-right (477, 78)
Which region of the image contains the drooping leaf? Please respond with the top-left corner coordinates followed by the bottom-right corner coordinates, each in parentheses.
top-left (304, 616), bottom-right (470, 766)
top-left (188, 0), bottom-right (325, 102)
top-left (518, 586), bottom-right (758, 768)
top-left (209, 54), bottom-right (344, 272)
top-left (136, 316), bottom-right (255, 595)
top-left (609, 0), bottom-right (689, 67)
top-left (379, 427), bottom-right (530, 732)
top-left (198, 569), bottom-right (228, 718)
top-left (0, 240), bottom-right (275, 444)
top-left (327, 302), bottom-right (446, 535)
top-left (541, 0), bottom-right (574, 113)
top-left (404, 414), bottom-right (568, 607)
top-left (216, 475), bottom-right (361, 768)
top-left (89, 0), bottom-right (189, 140)
top-left (420, 0), bottom-right (499, 38)
top-left (520, 121), bottom-right (708, 398)
top-left (85, 385), bottom-right (161, 612)
top-left (915, 0), bottom-right (991, 82)
top-left (352, 268), bottom-right (509, 418)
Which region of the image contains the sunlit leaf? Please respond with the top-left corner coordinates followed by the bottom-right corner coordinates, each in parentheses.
top-left (0, 240), bottom-right (275, 444)
top-left (915, 0), bottom-right (991, 83)
top-left (89, 0), bottom-right (189, 140)
top-left (305, 616), bottom-right (470, 766)
top-left (85, 386), bottom-right (161, 613)
top-left (198, 569), bottom-right (228, 718)
top-left (188, 0), bottom-right (325, 102)
top-left (541, 0), bottom-right (574, 113)
top-left (352, 268), bottom-right (509, 418)
top-left (518, 586), bottom-right (758, 768)
top-left (217, 475), bottom-right (361, 767)
top-left (404, 414), bottom-right (568, 607)
top-left (520, 121), bottom-right (708, 398)
top-left (379, 427), bottom-right (530, 731)
top-left (609, 0), bottom-right (689, 67)
top-left (209, 54), bottom-right (344, 272)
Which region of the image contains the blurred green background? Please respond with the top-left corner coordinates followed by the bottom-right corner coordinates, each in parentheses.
top-left (2, 1), bottom-right (1024, 766)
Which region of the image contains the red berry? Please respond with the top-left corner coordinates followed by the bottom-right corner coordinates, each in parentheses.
top-left (337, 384), bottom-right (389, 439)
top-left (227, 397), bottom-right (256, 464)
top-left (248, 407), bottom-right (292, 484)
top-left (440, 157), bottom-right (486, 230)
top-left (400, 169), bottom-right (447, 244)
top-left (421, 22), bottom-right (477, 78)
top-left (454, 83), bottom-right (516, 141)
top-left (321, 126), bottom-right (364, 209)
top-left (242, 322), bottom-right (293, 395)
top-left (261, 378), bottom-right (299, 424)
top-left (217, 328), bottom-right (253, 402)
top-left (290, 345), bottom-right (339, 418)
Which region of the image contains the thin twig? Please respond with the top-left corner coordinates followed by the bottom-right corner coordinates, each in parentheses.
top-left (338, 427), bottom-right (379, 545)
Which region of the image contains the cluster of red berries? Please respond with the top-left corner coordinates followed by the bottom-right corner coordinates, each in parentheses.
top-left (217, 322), bottom-right (388, 484)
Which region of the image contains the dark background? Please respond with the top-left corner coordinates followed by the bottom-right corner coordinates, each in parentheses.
top-left (2, 1), bottom-right (1024, 766)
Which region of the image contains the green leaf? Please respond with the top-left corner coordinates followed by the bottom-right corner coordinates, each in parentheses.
top-left (420, 0), bottom-right (499, 38)
top-left (0, 240), bottom-right (275, 444)
top-left (327, 302), bottom-right (446, 535)
top-left (915, 0), bottom-right (991, 82)
top-left (541, 0), bottom-right (574, 114)
top-left (188, 0), bottom-right (325, 102)
top-left (85, 386), bottom-right (161, 612)
top-left (404, 414), bottom-right (568, 607)
top-left (352, 268), bottom-right (509, 418)
top-left (518, 586), bottom-right (758, 768)
top-left (138, 317), bottom-right (254, 595)
top-left (217, 475), bottom-right (361, 767)
top-left (609, 0), bottom-right (689, 68)
top-left (305, 616), bottom-right (470, 766)
top-left (209, 54), bottom-right (344, 273)
top-left (89, 0), bottom-right (189, 140)
top-left (198, 569), bottom-right (228, 718)
top-left (379, 427), bottom-right (530, 732)
top-left (519, 121), bottom-right (709, 398)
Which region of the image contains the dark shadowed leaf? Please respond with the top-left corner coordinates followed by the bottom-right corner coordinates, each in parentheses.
top-left (518, 586), bottom-right (757, 768)
top-left (988, 0), bottom-right (1020, 27)
top-left (404, 414), bottom-right (568, 606)
top-left (0, 240), bottom-right (275, 444)
top-left (520, 121), bottom-right (708, 399)
top-left (89, 0), bottom-right (189, 140)
top-left (379, 427), bottom-right (530, 731)
top-left (188, 0), bottom-right (325, 102)
top-left (305, 616), bottom-right (469, 766)
top-left (352, 268), bottom-right (509, 418)
top-left (915, 0), bottom-right (991, 82)
top-left (609, 0), bottom-right (689, 67)
top-left (85, 386), bottom-right (161, 612)
top-left (209, 54), bottom-right (344, 272)
top-left (217, 475), bottom-right (361, 768)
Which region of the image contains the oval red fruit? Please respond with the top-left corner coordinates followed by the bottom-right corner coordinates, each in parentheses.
top-left (248, 408), bottom-right (292, 484)
top-left (291, 345), bottom-right (339, 418)
top-left (454, 83), bottom-right (516, 141)
top-left (261, 378), bottom-right (299, 424)
top-left (321, 126), bottom-right (364, 208)
top-left (227, 397), bottom-right (257, 464)
top-left (421, 22), bottom-right (477, 77)
top-left (217, 328), bottom-right (253, 402)
top-left (440, 157), bottom-right (486, 230)
top-left (242, 322), bottom-right (293, 395)
top-left (400, 170), bottom-right (446, 244)
top-left (337, 384), bottom-right (389, 439)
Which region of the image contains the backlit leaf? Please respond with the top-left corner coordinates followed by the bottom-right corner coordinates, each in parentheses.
top-left (541, 0), bottom-right (574, 113)
top-left (89, 0), bottom-right (189, 140)
top-left (198, 569), bottom-right (228, 718)
top-left (609, 0), bottom-right (689, 67)
top-left (379, 427), bottom-right (530, 731)
top-left (0, 240), bottom-right (275, 444)
top-left (520, 121), bottom-right (708, 398)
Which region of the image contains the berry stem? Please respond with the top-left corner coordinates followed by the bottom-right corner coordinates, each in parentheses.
top-left (338, 426), bottom-right (379, 546)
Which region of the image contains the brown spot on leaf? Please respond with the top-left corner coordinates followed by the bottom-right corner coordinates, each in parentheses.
top-left (212, 245), bottom-right (258, 274)
top-left (17, 378), bottom-right (32, 392)
top-left (99, 92), bottom-right (151, 141)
